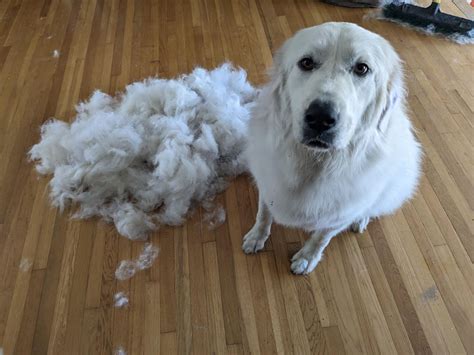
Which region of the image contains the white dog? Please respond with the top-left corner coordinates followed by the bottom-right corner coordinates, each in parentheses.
top-left (243, 22), bottom-right (421, 274)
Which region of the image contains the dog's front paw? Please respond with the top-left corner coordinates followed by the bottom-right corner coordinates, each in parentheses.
top-left (242, 228), bottom-right (269, 254)
top-left (351, 217), bottom-right (370, 234)
top-left (290, 250), bottom-right (320, 275)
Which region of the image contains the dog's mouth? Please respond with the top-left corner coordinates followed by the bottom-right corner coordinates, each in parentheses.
top-left (303, 137), bottom-right (331, 149)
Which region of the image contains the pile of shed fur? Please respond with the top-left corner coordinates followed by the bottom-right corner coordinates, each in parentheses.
top-left (30, 64), bottom-right (257, 240)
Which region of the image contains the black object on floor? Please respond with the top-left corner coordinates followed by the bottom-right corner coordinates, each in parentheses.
top-left (381, 0), bottom-right (474, 40)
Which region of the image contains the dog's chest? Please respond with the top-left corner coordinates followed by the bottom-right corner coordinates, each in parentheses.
top-left (249, 147), bottom-right (365, 230)
top-left (263, 173), bottom-right (353, 229)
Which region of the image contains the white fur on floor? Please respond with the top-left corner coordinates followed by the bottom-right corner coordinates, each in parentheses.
top-left (115, 243), bottom-right (159, 280)
top-left (30, 64), bottom-right (257, 239)
top-left (114, 292), bottom-right (129, 308)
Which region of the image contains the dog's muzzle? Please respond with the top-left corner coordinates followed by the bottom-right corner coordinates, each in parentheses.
top-left (302, 100), bottom-right (338, 149)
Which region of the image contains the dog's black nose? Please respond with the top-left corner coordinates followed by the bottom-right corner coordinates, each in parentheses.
top-left (304, 100), bottom-right (337, 132)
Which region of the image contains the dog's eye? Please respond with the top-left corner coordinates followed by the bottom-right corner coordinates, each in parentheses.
top-left (298, 57), bottom-right (316, 71)
top-left (353, 63), bottom-right (370, 76)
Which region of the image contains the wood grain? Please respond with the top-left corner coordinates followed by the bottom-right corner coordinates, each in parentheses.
top-left (1, 0), bottom-right (473, 354)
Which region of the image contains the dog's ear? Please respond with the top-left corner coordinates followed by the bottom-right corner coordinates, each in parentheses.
top-left (376, 58), bottom-right (404, 133)
top-left (268, 40), bottom-right (290, 112)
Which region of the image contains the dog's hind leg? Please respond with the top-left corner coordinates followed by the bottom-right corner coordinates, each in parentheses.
top-left (290, 225), bottom-right (347, 274)
top-left (242, 195), bottom-right (273, 254)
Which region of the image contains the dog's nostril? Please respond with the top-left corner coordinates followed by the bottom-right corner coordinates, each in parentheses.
top-left (322, 117), bottom-right (336, 128)
top-left (305, 114), bottom-right (317, 123)
top-left (305, 114), bottom-right (336, 131)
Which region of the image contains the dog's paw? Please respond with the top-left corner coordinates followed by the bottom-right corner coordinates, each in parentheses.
top-left (242, 228), bottom-right (269, 254)
top-left (351, 217), bottom-right (370, 234)
top-left (290, 250), bottom-right (320, 275)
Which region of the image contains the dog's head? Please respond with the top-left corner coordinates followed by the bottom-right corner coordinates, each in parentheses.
top-left (270, 22), bottom-right (403, 151)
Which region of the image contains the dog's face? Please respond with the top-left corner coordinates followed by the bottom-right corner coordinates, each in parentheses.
top-left (271, 22), bottom-right (402, 151)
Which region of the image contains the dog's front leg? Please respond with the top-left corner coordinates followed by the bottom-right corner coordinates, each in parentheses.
top-left (242, 195), bottom-right (273, 254)
top-left (290, 226), bottom-right (347, 274)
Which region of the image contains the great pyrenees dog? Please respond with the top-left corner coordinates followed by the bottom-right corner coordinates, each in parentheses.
top-left (243, 22), bottom-right (422, 275)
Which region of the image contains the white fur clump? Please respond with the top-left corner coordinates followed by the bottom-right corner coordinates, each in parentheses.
top-left (115, 243), bottom-right (159, 280)
top-left (114, 292), bottom-right (129, 308)
top-left (115, 260), bottom-right (137, 280)
top-left (203, 204), bottom-right (226, 230)
top-left (19, 258), bottom-right (33, 272)
top-left (29, 64), bottom-right (257, 239)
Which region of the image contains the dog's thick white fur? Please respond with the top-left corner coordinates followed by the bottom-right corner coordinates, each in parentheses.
top-left (243, 22), bottom-right (422, 274)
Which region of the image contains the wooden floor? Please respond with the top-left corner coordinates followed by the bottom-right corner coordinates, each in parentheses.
top-left (1, 0), bottom-right (473, 354)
